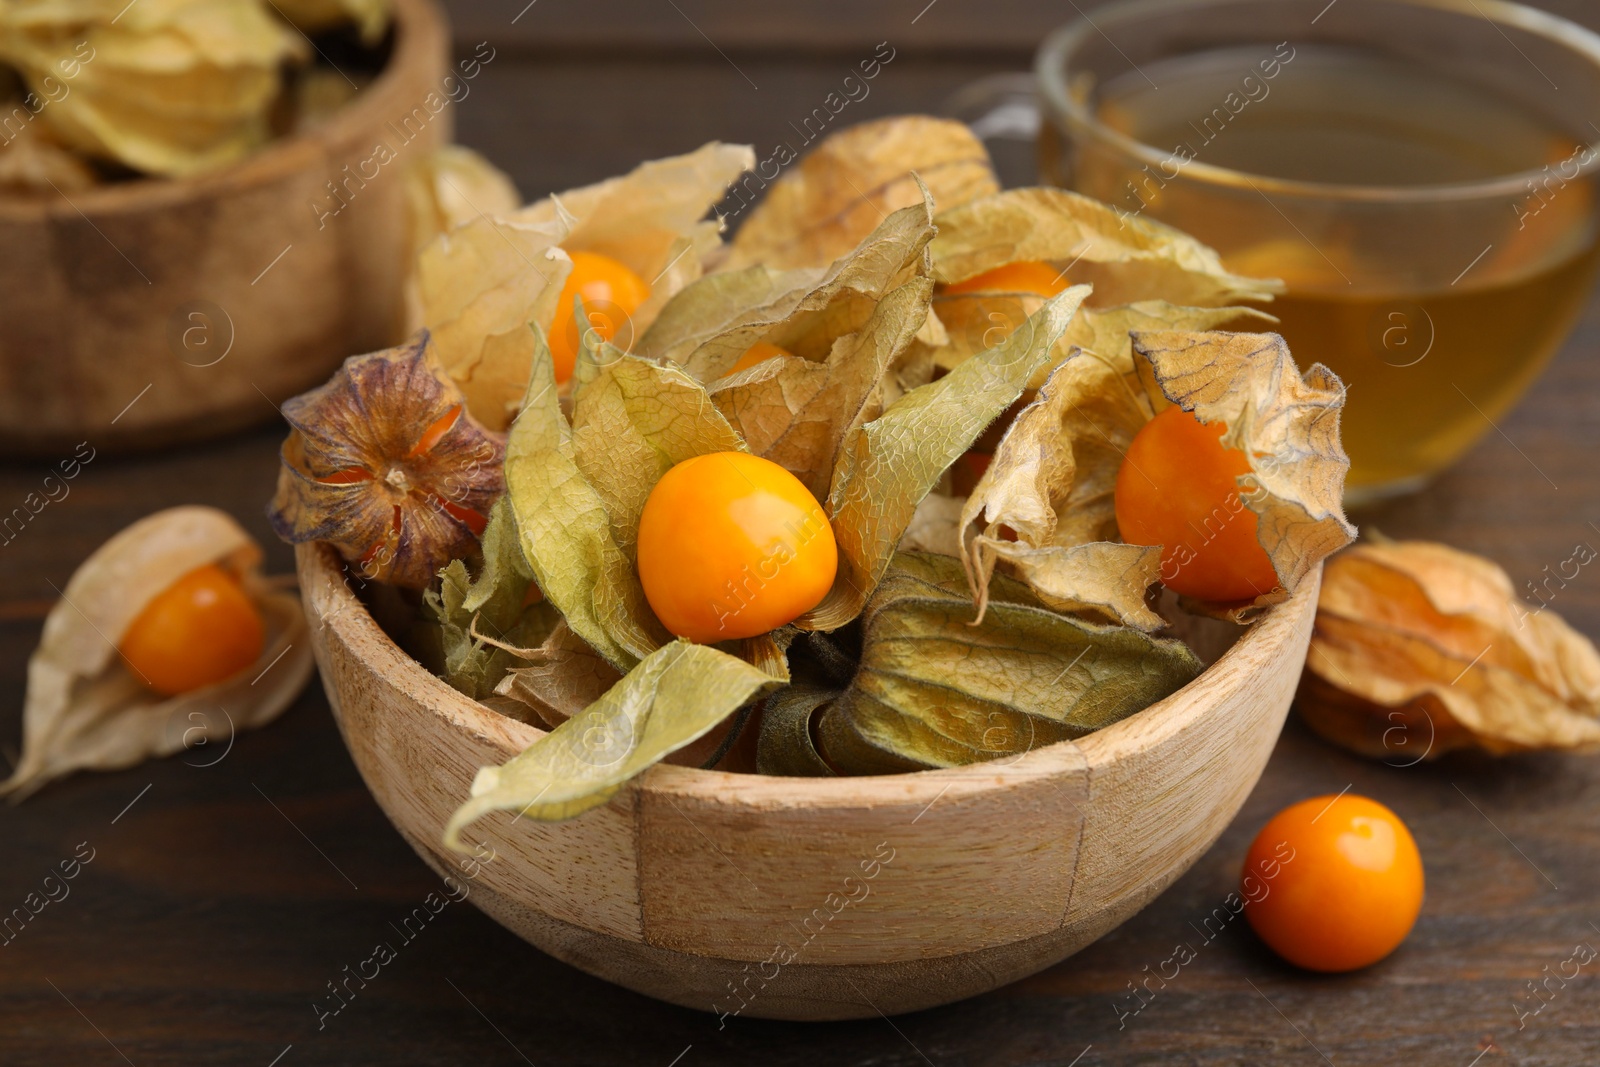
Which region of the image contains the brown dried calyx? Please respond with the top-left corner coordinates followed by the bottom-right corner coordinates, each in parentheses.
top-left (269, 333), bottom-right (505, 589)
top-left (1299, 539), bottom-right (1600, 759)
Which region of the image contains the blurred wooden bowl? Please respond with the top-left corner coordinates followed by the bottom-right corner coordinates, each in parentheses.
top-left (0, 0), bottom-right (449, 455)
top-left (298, 541), bottom-right (1317, 1021)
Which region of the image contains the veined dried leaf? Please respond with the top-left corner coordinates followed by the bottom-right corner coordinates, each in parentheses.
top-left (725, 115), bottom-right (998, 271)
top-left (1, 506), bottom-right (313, 800)
top-left (404, 145), bottom-right (521, 265)
top-left (711, 277), bottom-right (931, 500)
top-left (418, 498), bottom-right (553, 699)
top-left (898, 491), bottom-right (965, 557)
top-left (271, 0), bottom-right (391, 43)
top-left (0, 0), bottom-right (306, 176)
top-left (268, 334), bottom-right (506, 590)
top-left (504, 325), bottom-right (664, 671)
top-left (931, 188), bottom-right (1281, 308)
top-left (643, 193), bottom-right (935, 379)
top-left (414, 143), bottom-right (753, 428)
top-left (819, 553), bottom-right (1200, 773)
top-left (1300, 540), bottom-right (1600, 758)
top-left (962, 326), bottom-right (1352, 628)
top-left (570, 340), bottom-right (747, 561)
top-left (445, 640), bottom-right (779, 841)
top-left (801, 285), bottom-right (1090, 631)
top-left (1133, 331), bottom-right (1355, 616)
top-left (412, 211), bottom-right (572, 430)
top-left (495, 620), bottom-right (624, 730)
top-left (512, 141), bottom-right (755, 335)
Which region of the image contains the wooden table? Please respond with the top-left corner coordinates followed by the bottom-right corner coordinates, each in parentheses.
top-left (3, 2), bottom-right (1599, 1063)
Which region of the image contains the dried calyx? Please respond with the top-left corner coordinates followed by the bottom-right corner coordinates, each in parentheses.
top-left (268, 333), bottom-right (505, 590)
top-left (1299, 539), bottom-right (1600, 759)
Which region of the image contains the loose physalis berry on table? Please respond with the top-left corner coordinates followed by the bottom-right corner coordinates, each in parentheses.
top-left (119, 564), bottom-right (265, 696)
top-left (636, 452), bottom-right (837, 643)
top-left (1114, 404), bottom-right (1279, 602)
top-left (548, 250), bottom-right (651, 383)
top-left (943, 260), bottom-right (1071, 297)
top-left (1243, 794), bottom-right (1424, 972)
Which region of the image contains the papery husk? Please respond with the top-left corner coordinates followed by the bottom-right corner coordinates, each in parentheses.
top-left (1300, 540), bottom-right (1600, 759)
top-left (417, 498), bottom-right (555, 700)
top-left (1, 506), bottom-right (313, 801)
top-left (503, 325), bottom-right (672, 672)
top-left (724, 115), bottom-right (997, 271)
top-left (1135, 331), bottom-right (1354, 618)
top-left (931, 187), bottom-right (1281, 309)
top-left (495, 619), bottom-right (624, 731)
top-left (444, 639), bottom-right (778, 840)
top-left (413, 142), bottom-right (753, 429)
top-left (403, 144), bottom-right (520, 266)
top-left (645, 193), bottom-right (937, 498)
top-left (801, 285), bottom-right (1091, 632)
top-left (0, 0), bottom-right (307, 176)
top-left (268, 334), bottom-right (506, 590)
top-left (813, 553), bottom-right (1201, 774)
top-left (961, 328), bottom-right (1353, 629)
top-left (0, 114), bottom-right (100, 191)
top-left (271, 0), bottom-right (391, 43)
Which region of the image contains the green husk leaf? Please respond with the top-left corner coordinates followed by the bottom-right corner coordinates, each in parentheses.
top-left (445, 640), bottom-right (779, 842)
top-left (504, 324), bottom-right (662, 671)
top-left (821, 553), bottom-right (1202, 773)
top-left (755, 685), bottom-right (839, 776)
top-left (710, 277), bottom-right (932, 500)
top-left (931, 188), bottom-right (1281, 308)
top-left (799, 285), bottom-right (1091, 631)
top-left (418, 498), bottom-right (553, 699)
top-left (570, 339), bottom-right (748, 561)
top-left (641, 195), bottom-right (936, 379)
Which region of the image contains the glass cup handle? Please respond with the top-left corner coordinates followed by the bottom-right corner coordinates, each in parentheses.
top-left (941, 73), bottom-right (1040, 143)
top-left (941, 73), bottom-right (1041, 187)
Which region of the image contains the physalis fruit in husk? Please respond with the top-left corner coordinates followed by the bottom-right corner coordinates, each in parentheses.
top-left (960, 330), bottom-right (1355, 631)
top-left (445, 241), bottom-right (1090, 843)
top-left (2, 506), bottom-right (312, 801)
top-left (411, 142), bottom-right (754, 430)
top-left (1299, 539), bottom-right (1600, 759)
top-left (268, 333), bottom-right (505, 590)
top-left (723, 114), bottom-right (999, 271)
top-left (0, 0), bottom-right (308, 177)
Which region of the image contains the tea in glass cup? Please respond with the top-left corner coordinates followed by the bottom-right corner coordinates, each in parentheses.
top-left (1033, 0), bottom-right (1600, 501)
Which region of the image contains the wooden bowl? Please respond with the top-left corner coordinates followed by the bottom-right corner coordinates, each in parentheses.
top-left (298, 542), bottom-right (1318, 1021)
top-left (0, 0), bottom-right (449, 455)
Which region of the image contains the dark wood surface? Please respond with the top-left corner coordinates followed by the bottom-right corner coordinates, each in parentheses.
top-left (3, 2), bottom-right (1600, 1063)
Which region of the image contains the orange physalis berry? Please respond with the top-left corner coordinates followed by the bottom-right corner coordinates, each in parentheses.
top-left (548, 250), bottom-right (651, 383)
top-left (944, 261), bottom-right (1071, 297)
top-left (726, 341), bottom-right (792, 376)
top-left (636, 452), bottom-right (837, 643)
top-left (120, 564), bottom-right (264, 696)
top-left (1113, 405), bottom-right (1278, 602)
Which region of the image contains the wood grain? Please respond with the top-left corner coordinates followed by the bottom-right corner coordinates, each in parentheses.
top-left (1, 1), bottom-right (1600, 1060)
top-left (0, 0), bottom-right (450, 455)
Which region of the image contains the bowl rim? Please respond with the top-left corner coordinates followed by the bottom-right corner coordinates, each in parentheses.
top-left (301, 540), bottom-right (1320, 809)
top-left (0, 0), bottom-right (449, 220)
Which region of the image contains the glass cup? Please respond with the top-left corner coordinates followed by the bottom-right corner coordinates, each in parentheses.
top-left (951, 0), bottom-right (1600, 503)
